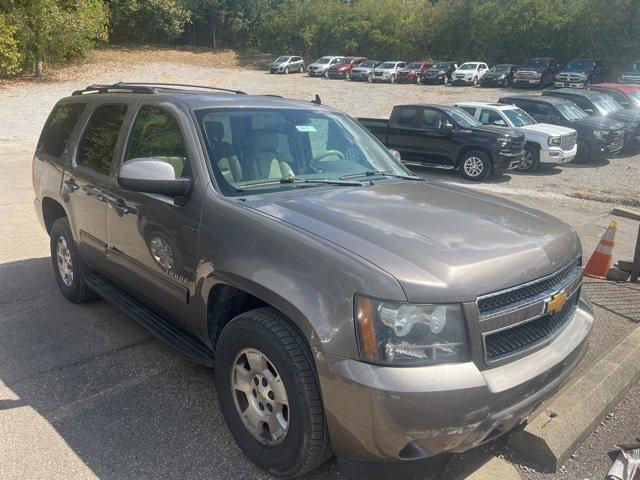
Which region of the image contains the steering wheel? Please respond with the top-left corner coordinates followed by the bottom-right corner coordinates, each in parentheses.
top-left (309, 150), bottom-right (345, 172)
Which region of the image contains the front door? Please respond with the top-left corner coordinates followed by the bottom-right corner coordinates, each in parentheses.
top-left (64, 103), bottom-right (129, 270)
top-left (106, 104), bottom-right (201, 325)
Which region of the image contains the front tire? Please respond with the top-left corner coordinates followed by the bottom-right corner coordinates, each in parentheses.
top-left (460, 151), bottom-right (491, 181)
top-left (215, 307), bottom-right (331, 477)
top-left (575, 139), bottom-right (592, 163)
top-left (516, 145), bottom-right (540, 172)
top-left (390, 74), bottom-right (396, 84)
top-left (367, 73), bottom-right (373, 83)
top-left (473, 76), bottom-right (479, 86)
top-left (50, 217), bottom-right (97, 303)
top-left (285, 67), bottom-right (290, 74)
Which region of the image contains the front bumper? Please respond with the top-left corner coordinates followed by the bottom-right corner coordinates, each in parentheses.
top-left (514, 78), bottom-right (543, 87)
top-left (421, 75), bottom-right (445, 84)
top-left (396, 74), bottom-right (417, 83)
top-left (308, 68), bottom-right (326, 77)
top-left (317, 296), bottom-right (593, 463)
top-left (495, 150), bottom-right (525, 172)
top-left (452, 77), bottom-right (474, 85)
top-left (480, 78), bottom-right (507, 87)
top-left (555, 80), bottom-right (587, 88)
top-left (269, 66), bottom-right (286, 73)
top-left (371, 73), bottom-right (393, 82)
top-left (328, 71), bottom-right (347, 79)
top-left (540, 145), bottom-right (577, 165)
top-left (600, 136), bottom-right (625, 154)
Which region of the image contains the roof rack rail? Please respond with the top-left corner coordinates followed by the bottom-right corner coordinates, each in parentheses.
top-left (72, 82), bottom-right (246, 96)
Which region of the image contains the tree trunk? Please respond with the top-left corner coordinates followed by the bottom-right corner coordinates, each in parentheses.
top-left (35, 56), bottom-right (43, 79)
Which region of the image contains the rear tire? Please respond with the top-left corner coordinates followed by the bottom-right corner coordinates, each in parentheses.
top-left (50, 217), bottom-right (97, 303)
top-left (516, 145), bottom-right (540, 172)
top-left (215, 307), bottom-right (332, 478)
top-left (460, 150), bottom-right (491, 181)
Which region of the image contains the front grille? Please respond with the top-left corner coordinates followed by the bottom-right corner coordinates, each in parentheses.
top-left (477, 257), bottom-right (581, 314)
top-left (374, 72), bottom-right (383, 76)
top-left (484, 292), bottom-right (579, 361)
top-left (561, 132), bottom-right (577, 150)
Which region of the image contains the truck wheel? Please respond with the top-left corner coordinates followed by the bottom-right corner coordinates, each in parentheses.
top-left (473, 76), bottom-right (479, 86)
top-left (50, 217), bottom-right (97, 303)
top-left (443, 75), bottom-right (450, 85)
top-left (390, 74), bottom-right (396, 83)
top-left (417, 76), bottom-right (423, 85)
top-left (367, 73), bottom-right (373, 83)
top-left (460, 151), bottom-right (490, 181)
top-left (575, 139), bottom-right (592, 163)
top-left (285, 67), bottom-right (289, 74)
top-left (215, 307), bottom-right (332, 477)
top-left (516, 145), bottom-right (540, 172)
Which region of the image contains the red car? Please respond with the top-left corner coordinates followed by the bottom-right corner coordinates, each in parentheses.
top-left (514, 57), bottom-right (559, 88)
top-left (396, 61), bottom-right (432, 83)
top-left (588, 83), bottom-right (640, 109)
top-left (327, 57), bottom-right (367, 79)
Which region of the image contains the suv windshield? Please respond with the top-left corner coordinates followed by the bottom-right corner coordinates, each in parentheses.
top-left (556, 102), bottom-right (589, 120)
top-left (522, 59), bottom-right (550, 68)
top-left (566, 60), bottom-right (595, 70)
top-left (275, 56), bottom-right (290, 62)
top-left (504, 108), bottom-right (536, 127)
top-left (489, 65), bottom-right (510, 73)
top-left (197, 108), bottom-right (409, 196)
top-left (315, 57), bottom-right (332, 64)
top-left (592, 94), bottom-right (623, 114)
top-left (379, 62), bottom-right (396, 69)
top-left (445, 108), bottom-right (481, 127)
top-left (335, 58), bottom-right (350, 65)
top-left (458, 64), bottom-right (477, 70)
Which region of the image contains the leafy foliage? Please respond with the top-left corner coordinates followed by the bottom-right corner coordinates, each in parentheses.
top-left (0, 14), bottom-right (21, 76)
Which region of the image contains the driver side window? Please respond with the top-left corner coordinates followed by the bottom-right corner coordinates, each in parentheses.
top-left (126, 106), bottom-right (191, 179)
top-left (421, 109), bottom-right (450, 129)
top-left (479, 109), bottom-right (503, 125)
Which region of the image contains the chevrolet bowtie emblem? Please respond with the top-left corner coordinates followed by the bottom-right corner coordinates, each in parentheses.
top-left (546, 291), bottom-right (568, 315)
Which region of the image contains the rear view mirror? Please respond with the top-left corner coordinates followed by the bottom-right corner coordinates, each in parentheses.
top-left (118, 158), bottom-right (192, 197)
top-left (388, 149), bottom-right (402, 161)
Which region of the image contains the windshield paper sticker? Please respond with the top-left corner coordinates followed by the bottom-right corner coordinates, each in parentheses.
top-left (295, 125), bottom-right (317, 132)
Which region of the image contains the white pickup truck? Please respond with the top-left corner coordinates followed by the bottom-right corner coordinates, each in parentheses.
top-left (456, 101), bottom-right (578, 171)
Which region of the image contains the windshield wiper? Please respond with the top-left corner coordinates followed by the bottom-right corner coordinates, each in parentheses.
top-left (340, 170), bottom-right (424, 181)
top-left (236, 177), bottom-right (367, 191)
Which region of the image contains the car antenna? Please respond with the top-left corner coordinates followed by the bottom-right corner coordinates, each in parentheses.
top-left (311, 94), bottom-right (322, 105)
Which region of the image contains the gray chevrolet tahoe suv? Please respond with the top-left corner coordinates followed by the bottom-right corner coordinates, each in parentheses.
top-left (33, 82), bottom-right (593, 478)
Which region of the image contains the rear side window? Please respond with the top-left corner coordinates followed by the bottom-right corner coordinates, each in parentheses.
top-left (126, 106), bottom-right (191, 179)
top-left (78, 104), bottom-right (128, 175)
top-left (39, 103), bottom-right (86, 158)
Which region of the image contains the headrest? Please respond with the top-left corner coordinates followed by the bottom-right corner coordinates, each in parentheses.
top-left (204, 121), bottom-right (224, 142)
top-left (251, 130), bottom-right (279, 151)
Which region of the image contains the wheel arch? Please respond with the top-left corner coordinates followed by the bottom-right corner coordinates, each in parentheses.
top-left (42, 197), bottom-right (68, 234)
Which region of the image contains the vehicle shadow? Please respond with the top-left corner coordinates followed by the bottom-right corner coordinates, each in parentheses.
top-left (0, 257), bottom-right (448, 479)
top-left (512, 165), bottom-right (563, 177)
top-left (562, 157), bottom-right (610, 168)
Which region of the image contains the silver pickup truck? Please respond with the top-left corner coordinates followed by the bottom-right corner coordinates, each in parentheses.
top-left (33, 83), bottom-right (593, 477)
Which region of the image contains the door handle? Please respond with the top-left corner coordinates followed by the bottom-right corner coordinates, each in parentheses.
top-left (63, 178), bottom-right (80, 192)
top-left (109, 198), bottom-right (134, 216)
top-left (82, 185), bottom-right (106, 200)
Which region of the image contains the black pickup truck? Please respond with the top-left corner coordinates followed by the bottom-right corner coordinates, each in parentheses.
top-left (358, 104), bottom-right (525, 180)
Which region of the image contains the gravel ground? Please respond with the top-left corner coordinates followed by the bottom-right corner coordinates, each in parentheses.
top-left (1, 50), bottom-right (639, 207)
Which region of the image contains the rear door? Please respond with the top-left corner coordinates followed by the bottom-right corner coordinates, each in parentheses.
top-left (105, 103), bottom-right (201, 326)
top-left (63, 102), bottom-right (129, 270)
top-left (386, 107), bottom-right (421, 160)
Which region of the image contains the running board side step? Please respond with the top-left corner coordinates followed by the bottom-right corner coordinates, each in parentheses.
top-left (86, 274), bottom-right (215, 367)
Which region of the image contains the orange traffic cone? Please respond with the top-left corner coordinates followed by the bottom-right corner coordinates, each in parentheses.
top-left (584, 220), bottom-right (617, 279)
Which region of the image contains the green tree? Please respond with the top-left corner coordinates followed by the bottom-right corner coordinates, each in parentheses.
top-left (0, 14), bottom-right (21, 76)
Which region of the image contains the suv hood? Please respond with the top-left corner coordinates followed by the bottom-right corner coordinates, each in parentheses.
top-left (520, 123), bottom-right (576, 136)
top-left (517, 67), bottom-right (546, 73)
top-left (570, 115), bottom-right (625, 130)
top-left (252, 181), bottom-right (580, 302)
top-left (559, 68), bottom-right (592, 75)
top-left (607, 109), bottom-right (640, 124)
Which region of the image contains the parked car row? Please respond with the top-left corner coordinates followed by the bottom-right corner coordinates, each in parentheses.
top-left (268, 55), bottom-right (640, 89)
top-left (358, 87), bottom-right (639, 181)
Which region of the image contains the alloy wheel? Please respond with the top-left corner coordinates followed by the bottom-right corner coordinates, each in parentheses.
top-left (517, 148), bottom-right (534, 171)
top-left (463, 156), bottom-right (484, 177)
top-left (56, 236), bottom-right (73, 287)
top-left (230, 348), bottom-right (290, 446)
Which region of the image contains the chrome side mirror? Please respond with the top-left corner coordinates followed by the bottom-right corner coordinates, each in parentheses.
top-left (118, 158), bottom-right (192, 197)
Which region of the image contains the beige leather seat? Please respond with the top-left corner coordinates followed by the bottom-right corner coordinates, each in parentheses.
top-left (204, 121), bottom-right (243, 183)
top-left (245, 130), bottom-right (294, 180)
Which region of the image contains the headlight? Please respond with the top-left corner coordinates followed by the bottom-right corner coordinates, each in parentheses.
top-left (593, 130), bottom-right (608, 140)
top-left (497, 137), bottom-right (512, 147)
top-left (354, 296), bottom-right (469, 366)
top-left (548, 136), bottom-right (561, 146)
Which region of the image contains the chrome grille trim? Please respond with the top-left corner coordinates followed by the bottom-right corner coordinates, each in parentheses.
top-left (561, 132), bottom-right (577, 151)
top-left (476, 257), bottom-right (582, 316)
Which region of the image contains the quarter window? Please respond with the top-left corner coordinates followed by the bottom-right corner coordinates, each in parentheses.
top-left (78, 104), bottom-right (128, 174)
top-left (40, 103), bottom-right (86, 158)
top-left (126, 106), bottom-right (191, 179)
